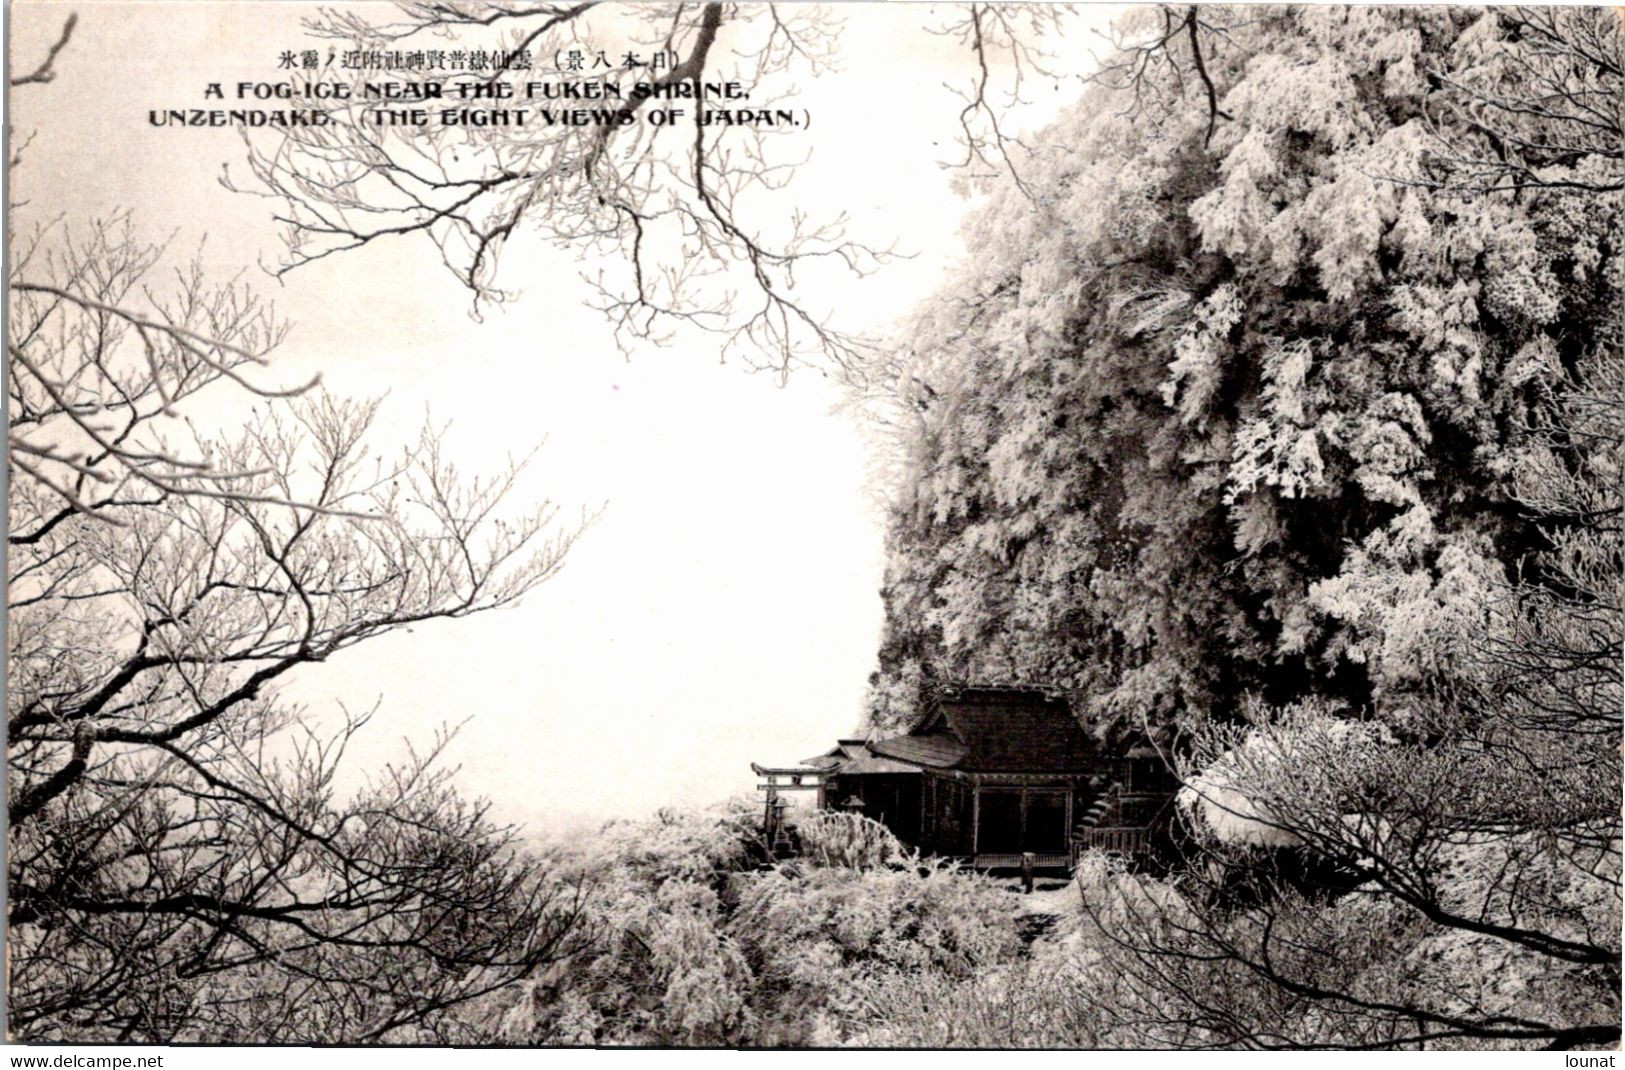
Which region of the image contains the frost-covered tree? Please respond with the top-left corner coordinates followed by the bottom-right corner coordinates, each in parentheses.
top-left (7, 19), bottom-right (594, 1042)
top-left (234, 2), bottom-right (1069, 378)
top-left (861, 6), bottom-right (1622, 742)
top-left (862, 5), bottom-right (1621, 1049)
top-left (1077, 344), bottom-right (1620, 1050)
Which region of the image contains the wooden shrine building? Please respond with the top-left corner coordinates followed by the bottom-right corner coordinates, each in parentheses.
top-left (754, 686), bottom-right (1176, 870)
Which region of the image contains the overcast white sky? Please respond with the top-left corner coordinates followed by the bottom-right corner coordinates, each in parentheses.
top-left (8, 1), bottom-right (1113, 836)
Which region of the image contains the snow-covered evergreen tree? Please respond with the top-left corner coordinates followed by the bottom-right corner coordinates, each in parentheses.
top-left (862, 7), bottom-right (1621, 745)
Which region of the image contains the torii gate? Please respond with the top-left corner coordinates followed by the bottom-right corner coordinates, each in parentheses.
top-left (750, 762), bottom-right (829, 855)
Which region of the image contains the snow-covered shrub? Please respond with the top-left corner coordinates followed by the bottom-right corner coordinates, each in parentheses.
top-left (842, 959), bottom-right (1102, 1048)
top-left (453, 805), bottom-right (1036, 1046)
top-left (1177, 701), bottom-right (1396, 849)
top-left (1402, 829), bottom-right (1623, 1035)
top-left (728, 862), bottom-right (1021, 1044)
top-left (790, 811), bottom-right (908, 870)
top-left (459, 802), bottom-right (765, 1045)
top-left (1067, 850), bottom-right (1443, 1047)
top-left (582, 797), bottom-right (764, 891)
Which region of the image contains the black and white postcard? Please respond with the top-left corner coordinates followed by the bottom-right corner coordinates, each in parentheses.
top-left (6, 1), bottom-right (1621, 1054)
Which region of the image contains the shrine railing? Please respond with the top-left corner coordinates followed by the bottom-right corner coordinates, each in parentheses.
top-left (1072, 825), bottom-right (1152, 858)
top-left (971, 852), bottom-right (1071, 871)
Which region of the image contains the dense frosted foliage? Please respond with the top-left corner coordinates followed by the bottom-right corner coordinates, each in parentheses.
top-left (455, 807), bottom-right (1027, 1046)
top-left (861, 7), bottom-right (1622, 742)
top-left (854, 5), bottom-right (1620, 1048)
